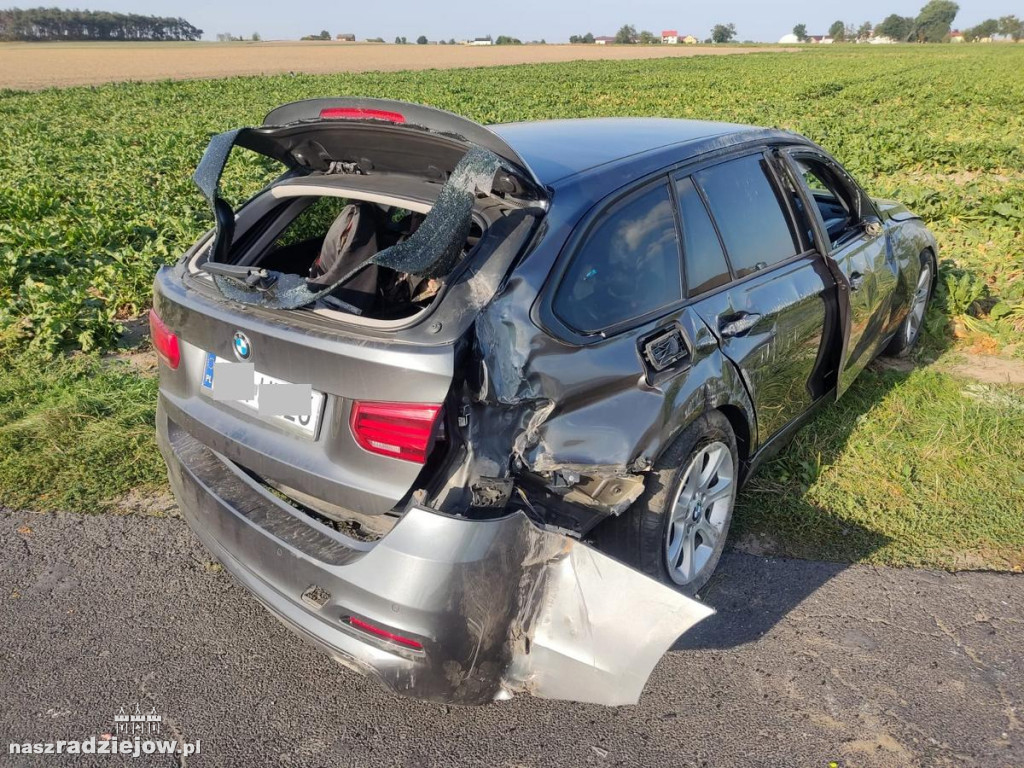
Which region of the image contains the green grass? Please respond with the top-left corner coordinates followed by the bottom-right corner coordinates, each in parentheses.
top-left (0, 44), bottom-right (1022, 569)
top-left (0, 354), bottom-right (165, 512)
top-left (734, 363), bottom-right (1024, 571)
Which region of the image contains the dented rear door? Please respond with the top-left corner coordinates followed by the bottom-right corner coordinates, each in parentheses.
top-left (682, 154), bottom-right (833, 446)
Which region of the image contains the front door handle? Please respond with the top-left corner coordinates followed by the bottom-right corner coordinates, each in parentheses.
top-left (719, 312), bottom-right (761, 338)
top-left (849, 271), bottom-right (865, 292)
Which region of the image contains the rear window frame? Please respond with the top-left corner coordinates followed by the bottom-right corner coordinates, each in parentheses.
top-left (549, 176), bottom-right (686, 337)
top-left (536, 140), bottom-right (824, 345)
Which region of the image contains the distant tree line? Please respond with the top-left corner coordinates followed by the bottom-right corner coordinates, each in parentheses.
top-left (962, 15), bottom-right (1022, 41)
top-left (875, 1), bottom-right (960, 42)
top-left (792, 1), bottom-right (1020, 43)
top-left (0, 7), bottom-right (202, 41)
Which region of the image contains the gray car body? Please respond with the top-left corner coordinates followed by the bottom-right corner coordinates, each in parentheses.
top-left (153, 101), bottom-right (936, 705)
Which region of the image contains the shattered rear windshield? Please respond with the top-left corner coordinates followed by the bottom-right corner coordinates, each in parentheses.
top-left (208, 147), bottom-right (502, 314)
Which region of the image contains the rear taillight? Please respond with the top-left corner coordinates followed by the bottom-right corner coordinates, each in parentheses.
top-left (349, 401), bottom-right (441, 464)
top-left (345, 616), bottom-right (423, 651)
top-left (319, 107), bottom-right (406, 123)
top-left (148, 308), bottom-right (180, 370)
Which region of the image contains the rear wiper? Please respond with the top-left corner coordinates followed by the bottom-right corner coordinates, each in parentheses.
top-left (201, 262), bottom-right (279, 291)
top-left (202, 262), bottom-right (363, 315)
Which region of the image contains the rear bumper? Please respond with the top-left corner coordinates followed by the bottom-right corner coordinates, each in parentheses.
top-left (158, 399), bottom-right (714, 706)
top-left (159, 399), bottom-right (534, 703)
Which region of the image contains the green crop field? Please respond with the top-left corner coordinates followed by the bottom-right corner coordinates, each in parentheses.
top-left (1, 45), bottom-right (1022, 569)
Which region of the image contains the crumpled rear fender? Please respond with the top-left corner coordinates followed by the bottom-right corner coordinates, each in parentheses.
top-left (501, 517), bottom-right (714, 704)
top-left (445, 257), bottom-right (755, 528)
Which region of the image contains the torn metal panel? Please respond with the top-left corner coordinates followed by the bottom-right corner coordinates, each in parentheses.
top-left (160, 414), bottom-right (712, 706)
top-left (555, 472), bottom-right (646, 516)
top-left (502, 536), bottom-right (714, 705)
top-left (468, 270), bottom-right (754, 491)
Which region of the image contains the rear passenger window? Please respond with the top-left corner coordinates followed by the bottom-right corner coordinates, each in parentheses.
top-left (695, 155), bottom-right (799, 279)
top-left (676, 177), bottom-right (731, 296)
top-left (554, 182), bottom-right (682, 333)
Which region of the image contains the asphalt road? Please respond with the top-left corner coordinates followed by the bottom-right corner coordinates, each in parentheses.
top-left (1, 510), bottom-right (1020, 767)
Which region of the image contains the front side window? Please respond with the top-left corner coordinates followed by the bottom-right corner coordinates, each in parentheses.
top-left (792, 156), bottom-right (859, 249)
top-left (694, 154), bottom-right (800, 279)
top-left (554, 181), bottom-right (682, 333)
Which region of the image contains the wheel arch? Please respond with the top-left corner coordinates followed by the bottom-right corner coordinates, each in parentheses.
top-left (645, 347), bottom-right (758, 482)
top-left (715, 403), bottom-right (752, 465)
top-left (922, 245), bottom-right (938, 293)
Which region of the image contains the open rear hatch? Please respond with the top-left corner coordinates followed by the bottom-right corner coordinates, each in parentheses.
top-left (154, 98), bottom-right (546, 530)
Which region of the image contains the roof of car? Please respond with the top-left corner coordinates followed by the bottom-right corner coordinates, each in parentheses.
top-left (490, 118), bottom-right (787, 186)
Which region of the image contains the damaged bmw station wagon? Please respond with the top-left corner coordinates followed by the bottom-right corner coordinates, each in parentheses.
top-left (153, 98), bottom-right (937, 705)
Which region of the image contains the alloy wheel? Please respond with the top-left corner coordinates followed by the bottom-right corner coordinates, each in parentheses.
top-left (665, 441), bottom-right (735, 586)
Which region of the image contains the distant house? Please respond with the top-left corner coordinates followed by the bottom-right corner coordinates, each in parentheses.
top-left (949, 29), bottom-right (965, 42)
top-left (681, 34), bottom-right (698, 44)
top-left (469, 37), bottom-right (492, 46)
top-left (868, 35), bottom-right (896, 44)
top-left (335, 33), bottom-right (355, 42)
top-left (594, 35), bottom-right (615, 45)
top-left (661, 30), bottom-right (678, 44)
top-left (808, 35), bottom-right (834, 44)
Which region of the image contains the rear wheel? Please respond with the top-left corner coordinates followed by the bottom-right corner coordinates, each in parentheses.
top-left (886, 249), bottom-right (934, 357)
top-left (592, 411), bottom-right (738, 596)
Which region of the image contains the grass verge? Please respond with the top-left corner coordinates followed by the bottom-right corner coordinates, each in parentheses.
top-left (734, 360), bottom-right (1024, 571)
top-left (0, 353), bottom-right (165, 512)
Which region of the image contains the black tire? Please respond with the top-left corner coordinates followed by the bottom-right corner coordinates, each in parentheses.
top-left (591, 410), bottom-right (738, 597)
top-left (885, 249), bottom-right (935, 357)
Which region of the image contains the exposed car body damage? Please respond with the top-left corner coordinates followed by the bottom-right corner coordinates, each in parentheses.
top-left (458, 271), bottom-right (755, 526)
top-left (154, 98), bottom-right (937, 705)
top-left (159, 417), bottom-right (710, 705)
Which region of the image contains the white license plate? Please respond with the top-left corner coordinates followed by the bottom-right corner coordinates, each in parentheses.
top-left (200, 352), bottom-right (325, 438)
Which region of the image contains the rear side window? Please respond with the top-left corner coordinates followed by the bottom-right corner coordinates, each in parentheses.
top-left (676, 177), bottom-right (731, 296)
top-left (695, 154), bottom-right (799, 278)
top-left (554, 181), bottom-right (682, 333)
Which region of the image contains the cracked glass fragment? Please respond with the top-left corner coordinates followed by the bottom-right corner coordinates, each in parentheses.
top-left (193, 128), bottom-right (246, 204)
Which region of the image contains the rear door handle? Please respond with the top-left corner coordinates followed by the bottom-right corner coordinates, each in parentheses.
top-left (849, 271), bottom-right (865, 292)
top-left (719, 312), bottom-right (761, 338)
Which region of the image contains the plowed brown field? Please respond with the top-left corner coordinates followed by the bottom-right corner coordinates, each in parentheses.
top-left (0, 40), bottom-right (792, 90)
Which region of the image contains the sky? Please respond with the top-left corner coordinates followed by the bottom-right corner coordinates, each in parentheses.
top-left (113, 0), bottom-right (1018, 43)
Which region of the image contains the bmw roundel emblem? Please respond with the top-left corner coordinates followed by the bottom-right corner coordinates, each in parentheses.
top-left (232, 331), bottom-right (252, 361)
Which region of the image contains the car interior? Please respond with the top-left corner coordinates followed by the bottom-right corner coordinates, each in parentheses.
top-left (792, 158), bottom-right (861, 248)
top-left (253, 197), bottom-right (461, 319)
top-left (206, 185), bottom-right (490, 322)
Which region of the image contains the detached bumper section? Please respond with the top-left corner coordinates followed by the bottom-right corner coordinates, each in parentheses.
top-left (157, 401), bottom-right (713, 706)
